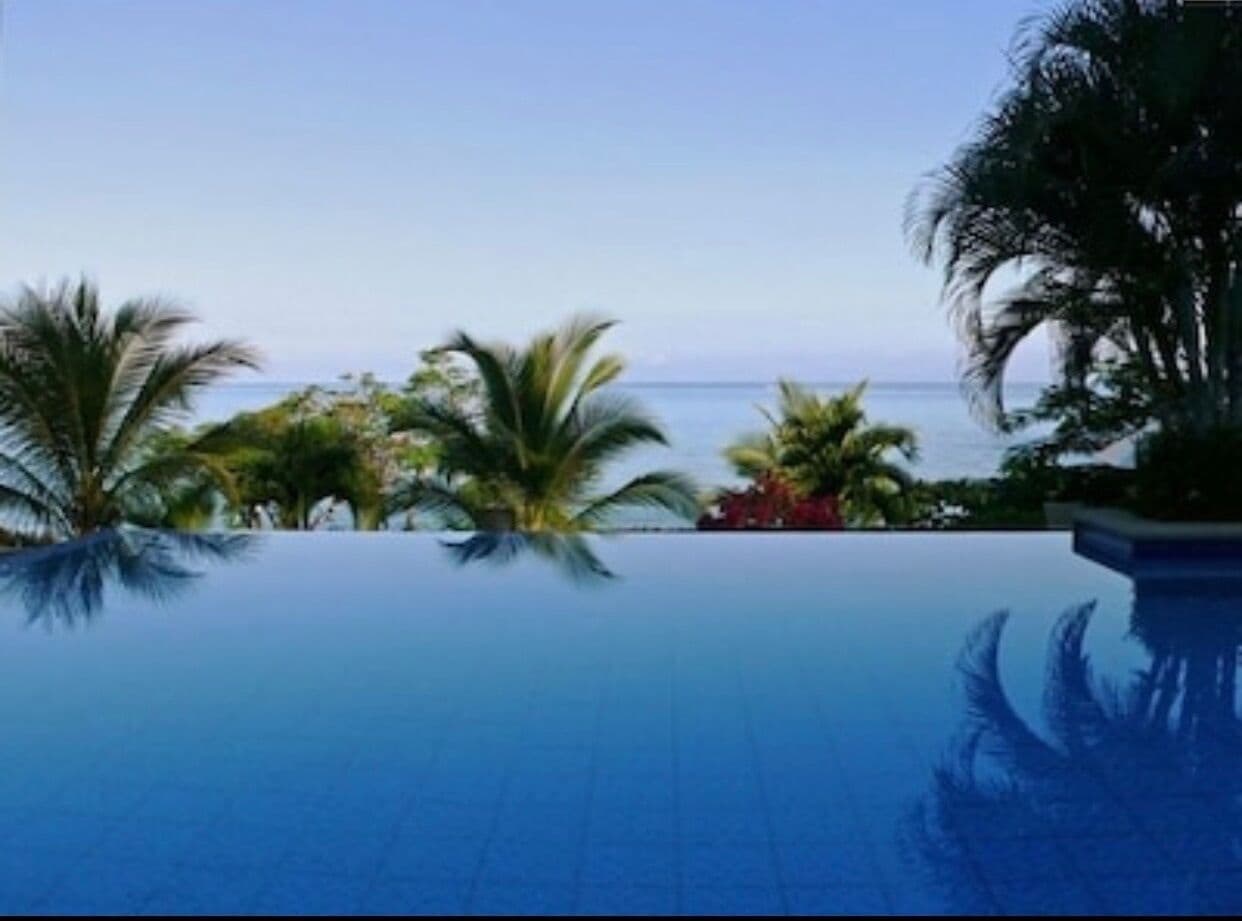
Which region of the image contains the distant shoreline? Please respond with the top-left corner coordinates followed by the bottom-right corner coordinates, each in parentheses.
top-left (208, 379), bottom-right (1048, 390)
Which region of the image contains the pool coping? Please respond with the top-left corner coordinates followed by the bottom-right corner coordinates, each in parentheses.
top-left (1072, 507), bottom-right (1242, 579)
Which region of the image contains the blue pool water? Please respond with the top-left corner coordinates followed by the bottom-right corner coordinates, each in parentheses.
top-left (0, 531), bottom-right (1237, 914)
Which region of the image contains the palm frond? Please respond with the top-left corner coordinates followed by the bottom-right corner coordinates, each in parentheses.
top-left (573, 470), bottom-right (699, 528)
top-left (0, 279), bottom-right (258, 539)
top-left (101, 338), bottom-right (261, 473)
top-left (390, 477), bottom-right (483, 529)
top-left (558, 393), bottom-right (668, 476)
top-left (397, 317), bottom-right (689, 532)
top-left (724, 432), bottom-right (779, 480)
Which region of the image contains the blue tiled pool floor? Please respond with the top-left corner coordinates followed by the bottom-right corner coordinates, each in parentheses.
top-left (0, 531), bottom-right (1237, 915)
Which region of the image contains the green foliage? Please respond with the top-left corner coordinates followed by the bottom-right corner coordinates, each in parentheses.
top-left (394, 316), bottom-right (698, 531)
top-left (403, 349), bottom-right (480, 411)
top-left (388, 350), bottom-right (482, 479)
top-left (725, 380), bottom-right (919, 526)
top-left (1003, 359), bottom-right (1155, 462)
top-left (910, 455), bottom-right (1134, 529)
top-left (197, 386), bottom-right (383, 530)
top-left (122, 429), bottom-right (235, 530)
top-left (908, 477), bottom-right (1037, 530)
top-left (0, 278), bottom-right (259, 540)
top-left (908, 0), bottom-right (1242, 468)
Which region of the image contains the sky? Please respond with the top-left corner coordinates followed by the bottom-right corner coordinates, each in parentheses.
top-left (0, 0), bottom-right (1053, 383)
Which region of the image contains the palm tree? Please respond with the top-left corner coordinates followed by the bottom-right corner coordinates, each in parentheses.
top-left (0, 279), bottom-right (259, 541)
top-left (395, 316), bottom-right (698, 531)
top-left (907, 0), bottom-right (1242, 455)
top-left (725, 380), bottom-right (918, 526)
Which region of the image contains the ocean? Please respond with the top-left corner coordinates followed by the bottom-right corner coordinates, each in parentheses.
top-left (194, 380), bottom-right (1042, 490)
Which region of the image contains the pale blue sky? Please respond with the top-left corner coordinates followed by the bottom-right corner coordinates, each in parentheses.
top-left (0, 0), bottom-right (1052, 382)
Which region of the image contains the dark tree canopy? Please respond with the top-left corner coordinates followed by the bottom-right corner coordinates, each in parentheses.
top-left (909, 0), bottom-right (1242, 459)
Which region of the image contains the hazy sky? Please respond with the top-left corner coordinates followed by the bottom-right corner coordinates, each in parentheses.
top-left (0, 0), bottom-right (1054, 382)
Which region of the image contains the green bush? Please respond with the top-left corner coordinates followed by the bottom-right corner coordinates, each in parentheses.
top-left (910, 477), bottom-right (1043, 529)
top-left (911, 455), bottom-right (1134, 529)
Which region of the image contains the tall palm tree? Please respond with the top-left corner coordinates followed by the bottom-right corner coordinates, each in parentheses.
top-left (907, 0), bottom-right (1242, 454)
top-left (0, 279), bottom-right (259, 541)
top-left (725, 380), bottom-right (918, 526)
top-left (395, 316), bottom-right (698, 531)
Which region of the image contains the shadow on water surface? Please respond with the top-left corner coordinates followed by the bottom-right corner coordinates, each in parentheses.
top-left (440, 531), bottom-right (615, 584)
top-left (0, 529), bottom-right (255, 628)
top-left (906, 544), bottom-right (1242, 914)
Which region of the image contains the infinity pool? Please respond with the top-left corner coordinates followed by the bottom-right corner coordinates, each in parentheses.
top-left (0, 530), bottom-right (1237, 914)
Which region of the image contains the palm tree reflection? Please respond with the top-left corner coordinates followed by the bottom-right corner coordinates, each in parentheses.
top-left (0, 529), bottom-right (254, 627)
top-left (440, 532), bottom-right (614, 584)
top-left (907, 573), bottom-right (1242, 914)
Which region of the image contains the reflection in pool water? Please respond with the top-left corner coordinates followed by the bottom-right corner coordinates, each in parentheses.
top-left (0, 531), bottom-right (1237, 914)
top-left (0, 529), bottom-right (254, 627)
top-left (440, 531), bottom-right (615, 583)
top-left (0, 530), bottom-right (604, 628)
top-left (907, 563), bottom-right (1242, 914)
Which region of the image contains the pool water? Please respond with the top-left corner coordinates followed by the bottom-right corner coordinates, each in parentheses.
top-left (0, 530), bottom-right (1237, 915)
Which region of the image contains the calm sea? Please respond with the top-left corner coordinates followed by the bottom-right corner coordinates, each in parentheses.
top-left (194, 381), bottom-right (1042, 488)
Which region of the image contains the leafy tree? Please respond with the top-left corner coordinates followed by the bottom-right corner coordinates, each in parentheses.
top-left (725, 380), bottom-right (918, 526)
top-left (199, 360), bottom-right (478, 532)
top-left (197, 387), bottom-right (382, 530)
top-left (384, 350), bottom-right (483, 512)
top-left (395, 316), bottom-right (698, 531)
top-left (0, 279), bottom-right (258, 541)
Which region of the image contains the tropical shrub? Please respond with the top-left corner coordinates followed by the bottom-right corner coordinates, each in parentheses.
top-left (697, 474), bottom-right (842, 530)
top-left (725, 380), bottom-right (917, 526)
top-left (395, 316), bottom-right (698, 531)
top-left (909, 454), bottom-right (1134, 530)
top-left (0, 279), bottom-right (258, 541)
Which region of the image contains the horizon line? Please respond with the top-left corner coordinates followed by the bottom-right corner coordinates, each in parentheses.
top-left (212, 378), bottom-right (1049, 389)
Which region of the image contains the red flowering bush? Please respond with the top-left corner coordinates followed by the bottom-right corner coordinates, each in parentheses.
top-left (697, 474), bottom-right (843, 530)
